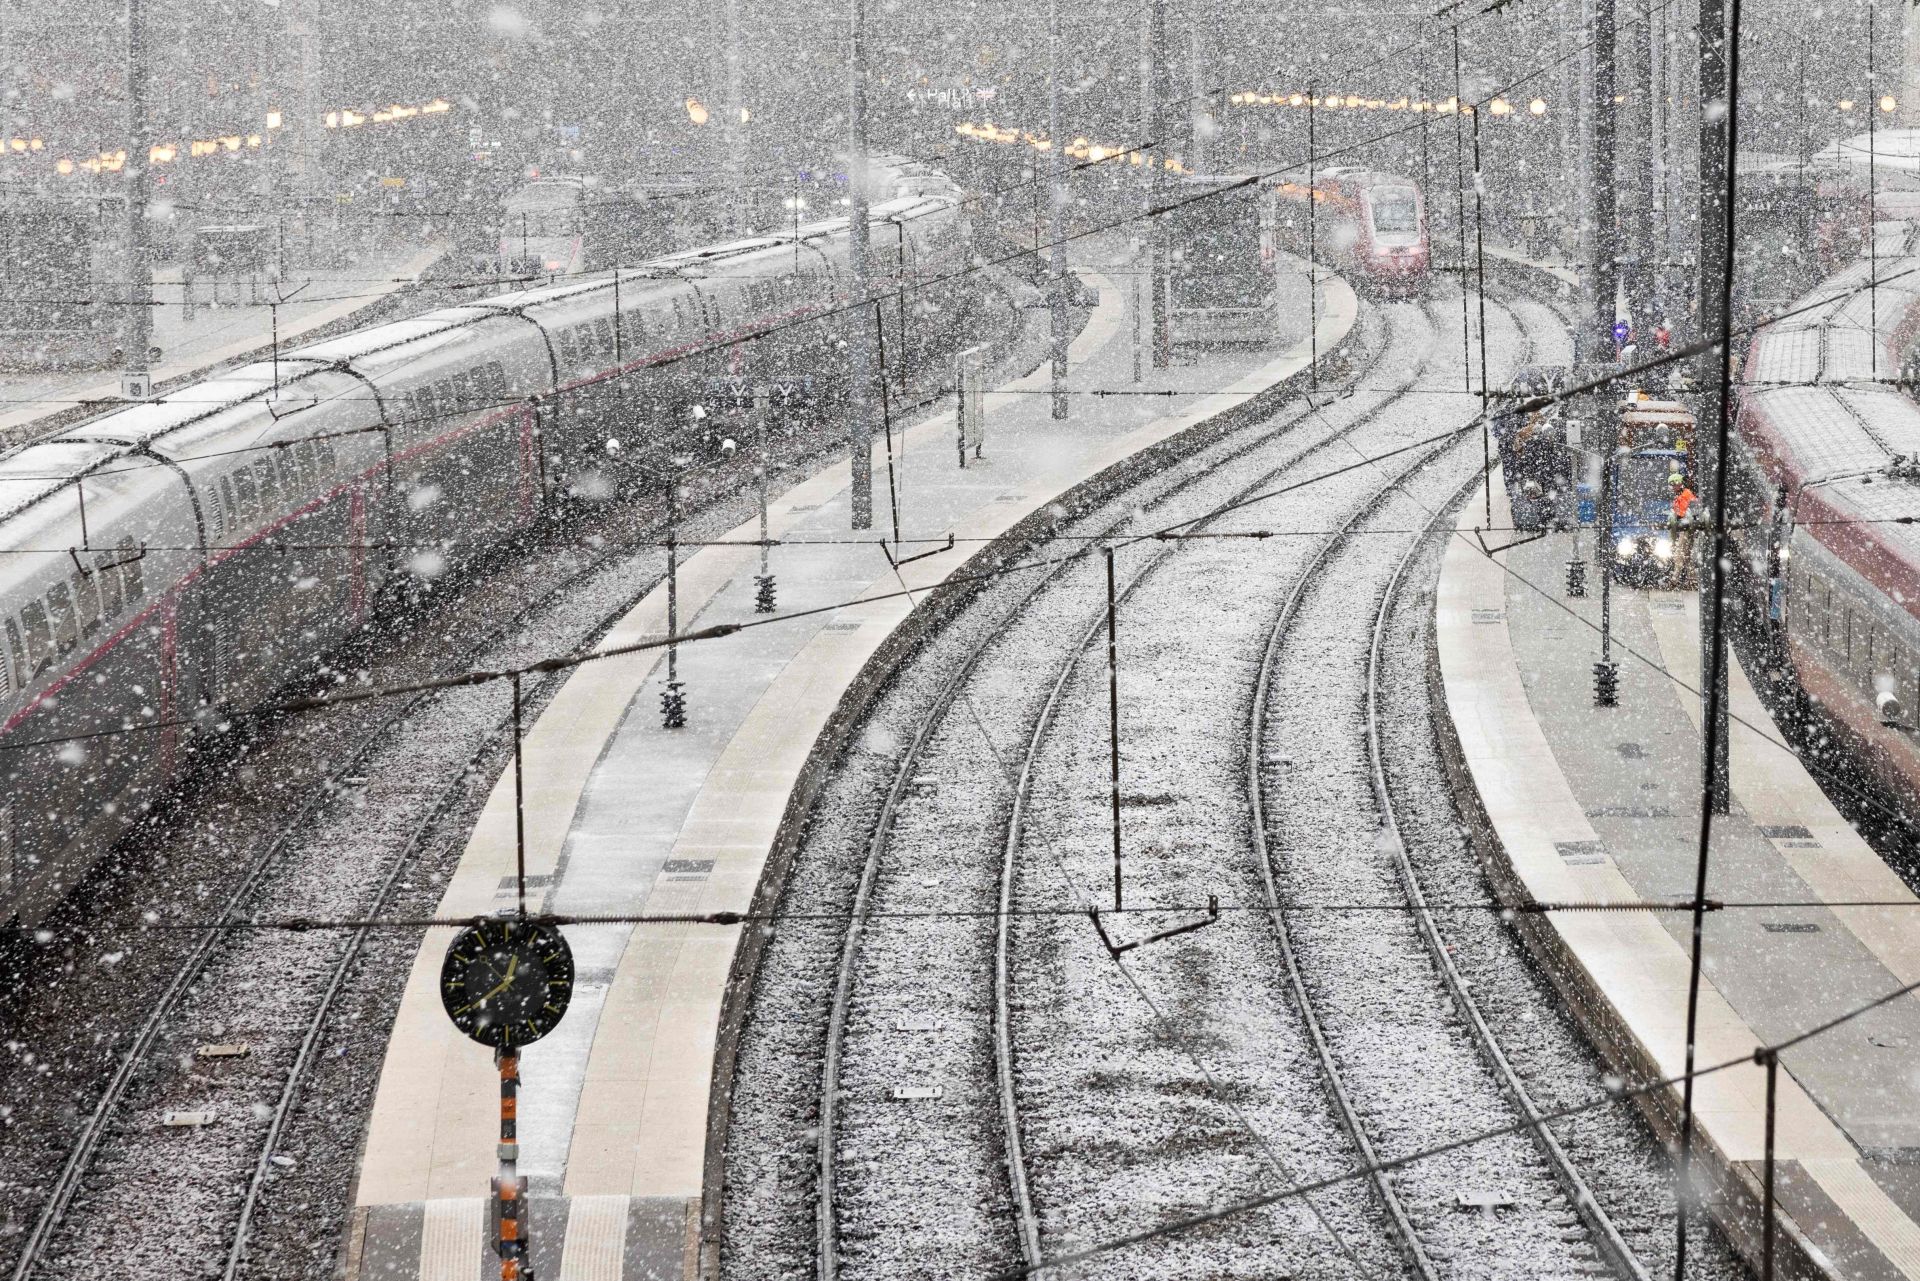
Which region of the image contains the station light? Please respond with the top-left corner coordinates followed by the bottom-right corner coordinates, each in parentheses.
top-left (1489, 97), bottom-right (1512, 115)
top-left (1530, 97), bottom-right (1548, 115)
top-left (1840, 99), bottom-right (1856, 111)
top-left (1883, 95), bottom-right (1898, 113)
top-left (265, 109), bottom-right (283, 129)
top-left (685, 98), bottom-right (709, 126)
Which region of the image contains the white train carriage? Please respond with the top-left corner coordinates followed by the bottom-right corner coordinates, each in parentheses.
top-left (0, 158), bottom-right (968, 924)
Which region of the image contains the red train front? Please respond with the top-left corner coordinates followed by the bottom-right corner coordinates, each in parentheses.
top-left (1270, 166), bottom-right (1431, 296)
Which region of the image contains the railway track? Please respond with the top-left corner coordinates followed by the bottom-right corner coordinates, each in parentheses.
top-left (996, 298), bottom-right (1501, 1279)
top-left (750, 295), bottom-right (1491, 1279)
top-left (810, 301), bottom-right (1404, 1278)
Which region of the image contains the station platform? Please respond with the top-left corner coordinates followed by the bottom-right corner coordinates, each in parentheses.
top-left (1436, 478), bottom-right (1920, 1280)
top-left (344, 249), bottom-right (1359, 1281)
top-left (0, 238), bottom-right (445, 449)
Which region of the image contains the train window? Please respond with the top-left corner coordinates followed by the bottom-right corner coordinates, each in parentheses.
top-left (18, 602), bottom-right (52, 677)
top-left (46, 581), bottom-right (78, 654)
top-left (93, 548), bottom-right (123, 617)
top-left (218, 475), bottom-right (239, 535)
top-left (117, 538), bottom-right (144, 603)
top-left (594, 318), bottom-right (615, 357)
top-left (232, 466), bottom-right (259, 523)
top-left (0, 805), bottom-right (12, 895)
top-left (253, 455), bottom-right (282, 514)
top-left (4, 619), bottom-right (24, 692)
top-left (68, 567), bottom-right (101, 640)
top-left (280, 442), bottom-right (308, 495)
top-left (312, 433), bottom-right (338, 478)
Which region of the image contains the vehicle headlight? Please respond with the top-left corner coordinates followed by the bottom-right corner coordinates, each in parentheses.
top-left (1616, 537), bottom-right (1637, 557)
top-left (1654, 536), bottom-right (1673, 560)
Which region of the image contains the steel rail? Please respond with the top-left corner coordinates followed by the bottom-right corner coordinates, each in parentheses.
top-left (1241, 293), bottom-right (1531, 1281)
top-left (816, 288), bottom-right (1410, 1275)
top-left (988, 304), bottom-right (1439, 1275)
top-left (815, 307), bottom-right (1390, 1275)
top-left (1364, 465), bottom-right (1654, 1281)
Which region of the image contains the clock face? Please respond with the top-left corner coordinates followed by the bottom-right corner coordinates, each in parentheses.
top-left (439, 918), bottom-right (575, 1049)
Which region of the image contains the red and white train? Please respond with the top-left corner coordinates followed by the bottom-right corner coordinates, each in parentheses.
top-left (1270, 165), bottom-right (1431, 295)
top-left (0, 157), bottom-right (969, 924)
top-left (1731, 225), bottom-right (1920, 815)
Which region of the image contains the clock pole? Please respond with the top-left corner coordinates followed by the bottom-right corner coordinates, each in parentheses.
top-left (494, 1048), bottom-right (528, 1280)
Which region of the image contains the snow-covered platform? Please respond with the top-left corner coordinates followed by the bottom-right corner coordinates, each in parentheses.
top-left (0, 237), bottom-right (445, 450)
top-left (1436, 478), bottom-right (1920, 1281)
top-left (343, 250), bottom-right (1357, 1281)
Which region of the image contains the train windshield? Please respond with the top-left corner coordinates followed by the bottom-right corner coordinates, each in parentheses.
top-left (1168, 193), bottom-right (1266, 307)
top-left (1613, 453), bottom-right (1682, 522)
top-left (1370, 188), bottom-right (1419, 234)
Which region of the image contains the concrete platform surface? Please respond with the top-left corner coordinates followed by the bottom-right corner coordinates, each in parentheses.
top-left (1436, 475), bottom-right (1920, 1280)
top-left (345, 247), bottom-right (1359, 1281)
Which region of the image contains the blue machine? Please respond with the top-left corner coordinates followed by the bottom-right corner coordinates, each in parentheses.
top-left (1604, 396), bottom-right (1696, 585)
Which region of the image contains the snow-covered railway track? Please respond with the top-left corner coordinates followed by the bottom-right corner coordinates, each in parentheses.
top-left (1243, 297), bottom-right (1658, 1279)
top-left (778, 297), bottom-right (1467, 1280)
top-left (810, 305), bottom-right (1412, 1278)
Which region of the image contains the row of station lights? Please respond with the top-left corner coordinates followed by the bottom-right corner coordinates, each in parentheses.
top-left (2, 96), bottom-right (454, 178)
top-left (1235, 89), bottom-right (1904, 116)
top-left (954, 120), bottom-right (1195, 172)
top-left (1229, 91), bottom-right (1545, 116)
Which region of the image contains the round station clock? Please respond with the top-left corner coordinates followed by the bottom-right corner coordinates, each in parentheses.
top-left (439, 917), bottom-right (575, 1049)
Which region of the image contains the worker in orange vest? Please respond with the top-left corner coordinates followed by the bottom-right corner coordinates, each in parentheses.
top-left (1670, 472), bottom-right (1698, 576)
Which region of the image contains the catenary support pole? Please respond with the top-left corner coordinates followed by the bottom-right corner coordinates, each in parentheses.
top-left (1695, 0), bottom-right (1733, 820)
top-left (1308, 84), bottom-right (1319, 397)
top-left (1107, 546), bottom-right (1123, 911)
top-left (1762, 1050), bottom-right (1778, 1281)
top-left (1450, 30), bottom-right (1472, 396)
top-left (1590, 0), bottom-right (1619, 361)
top-left (122, 0), bottom-right (153, 400)
top-left (1146, 0), bottom-right (1171, 366)
top-left (1871, 0), bottom-right (1880, 382)
top-left (846, 0), bottom-right (875, 529)
top-left (1049, 0), bottom-right (1070, 418)
top-left (1678, 0), bottom-right (1745, 1272)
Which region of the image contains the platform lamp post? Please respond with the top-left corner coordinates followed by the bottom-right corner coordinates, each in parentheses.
top-left (656, 442), bottom-right (696, 729)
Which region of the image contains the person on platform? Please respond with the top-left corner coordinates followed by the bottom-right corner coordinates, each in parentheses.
top-left (1670, 472), bottom-right (1698, 575)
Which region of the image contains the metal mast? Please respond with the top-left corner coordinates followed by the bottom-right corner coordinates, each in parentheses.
top-left (122, 0), bottom-right (154, 400)
top-left (846, 0), bottom-right (875, 528)
top-left (1047, 0), bottom-right (1070, 418)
